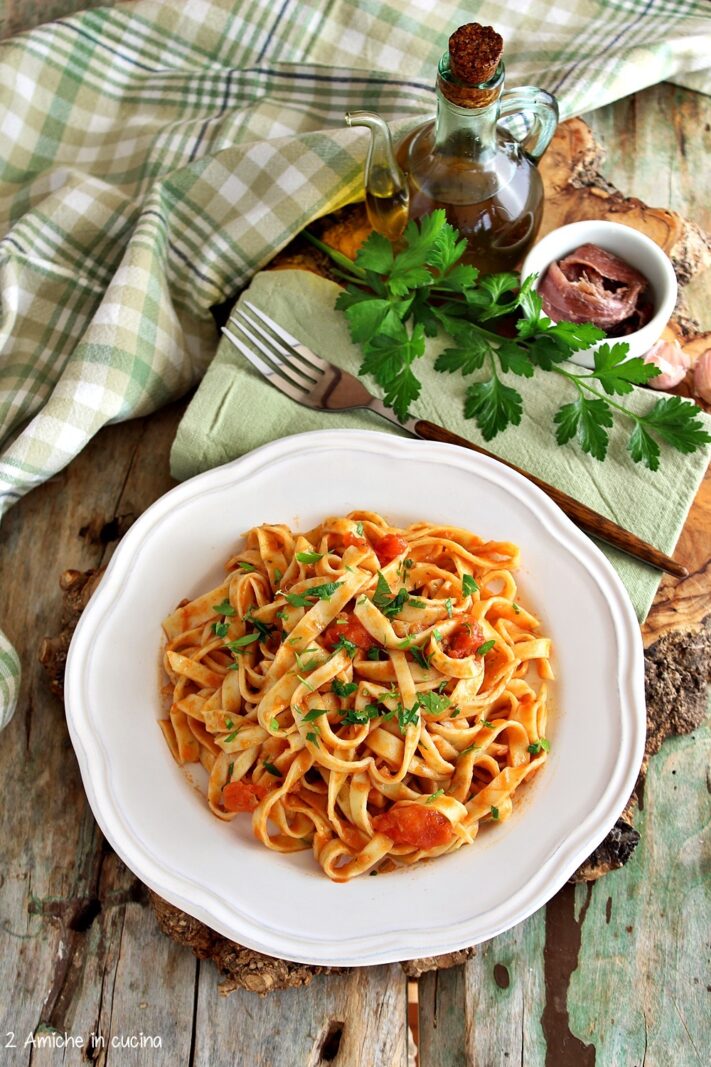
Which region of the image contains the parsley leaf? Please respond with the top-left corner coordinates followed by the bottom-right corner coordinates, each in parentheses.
top-left (417, 691), bottom-right (451, 715)
top-left (238, 561), bottom-right (256, 572)
top-left (284, 581), bottom-right (343, 607)
top-left (341, 704), bottom-right (381, 726)
top-left (332, 679), bottom-right (358, 697)
top-left (332, 635), bottom-right (358, 658)
top-left (554, 396), bottom-right (612, 461)
top-left (528, 738), bottom-right (551, 755)
top-left (302, 708), bottom-right (329, 722)
top-left (490, 806), bottom-right (500, 820)
top-left (593, 343), bottom-right (659, 395)
top-left (426, 788), bottom-right (445, 804)
top-left (263, 761), bottom-right (281, 777)
top-left (464, 376), bottom-right (523, 440)
top-left (637, 395), bottom-right (711, 458)
top-left (462, 574), bottom-right (478, 596)
top-left (295, 550), bottom-right (324, 564)
top-left (212, 621), bottom-right (229, 638)
top-left (367, 647), bottom-right (385, 661)
top-left (212, 599), bottom-right (236, 616)
top-left (410, 647), bottom-right (432, 670)
top-left (476, 640), bottom-right (496, 655)
top-left (226, 633), bottom-right (260, 652)
top-left (373, 571), bottom-right (410, 618)
top-left (397, 701), bottom-right (421, 732)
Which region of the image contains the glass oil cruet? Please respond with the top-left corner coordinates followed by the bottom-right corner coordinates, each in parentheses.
top-left (345, 111), bottom-right (410, 242)
top-left (349, 23), bottom-right (559, 273)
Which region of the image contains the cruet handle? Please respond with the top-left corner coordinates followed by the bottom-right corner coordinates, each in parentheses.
top-left (498, 87), bottom-right (559, 163)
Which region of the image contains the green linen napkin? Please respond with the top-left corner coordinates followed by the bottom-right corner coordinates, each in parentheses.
top-left (172, 269), bottom-right (711, 622)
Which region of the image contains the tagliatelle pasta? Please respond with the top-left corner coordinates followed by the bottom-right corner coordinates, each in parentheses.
top-left (159, 511), bottom-right (553, 882)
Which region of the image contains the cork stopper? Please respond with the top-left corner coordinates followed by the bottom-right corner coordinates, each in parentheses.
top-left (438, 23), bottom-right (504, 108)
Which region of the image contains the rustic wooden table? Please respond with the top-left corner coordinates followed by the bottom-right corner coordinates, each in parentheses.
top-left (1, 83), bottom-right (709, 1067)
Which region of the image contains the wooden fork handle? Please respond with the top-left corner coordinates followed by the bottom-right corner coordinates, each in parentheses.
top-left (413, 419), bottom-right (688, 580)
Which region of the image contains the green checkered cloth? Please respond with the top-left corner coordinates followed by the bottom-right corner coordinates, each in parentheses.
top-left (1, 0), bottom-right (710, 729)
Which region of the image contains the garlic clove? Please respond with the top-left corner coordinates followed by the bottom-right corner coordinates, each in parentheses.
top-left (693, 348), bottom-right (711, 404)
top-left (643, 339), bottom-right (690, 390)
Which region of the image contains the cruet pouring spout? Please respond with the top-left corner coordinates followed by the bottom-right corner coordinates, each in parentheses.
top-left (345, 110), bottom-right (410, 241)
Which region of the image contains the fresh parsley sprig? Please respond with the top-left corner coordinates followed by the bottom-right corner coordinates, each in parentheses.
top-left (308, 211), bottom-right (710, 470)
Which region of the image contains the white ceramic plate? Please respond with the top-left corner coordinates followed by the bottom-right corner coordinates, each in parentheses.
top-left (65, 429), bottom-right (645, 967)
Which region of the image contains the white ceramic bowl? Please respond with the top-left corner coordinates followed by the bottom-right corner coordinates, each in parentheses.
top-left (64, 429), bottom-right (645, 966)
top-left (521, 220), bottom-right (677, 369)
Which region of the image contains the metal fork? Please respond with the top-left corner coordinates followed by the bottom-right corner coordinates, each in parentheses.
top-left (222, 300), bottom-right (687, 579)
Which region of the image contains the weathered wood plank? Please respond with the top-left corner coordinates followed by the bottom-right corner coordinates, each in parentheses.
top-left (0, 403), bottom-right (188, 1061)
top-left (419, 912), bottom-right (548, 1067)
top-left (192, 963), bottom-right (409, 1067)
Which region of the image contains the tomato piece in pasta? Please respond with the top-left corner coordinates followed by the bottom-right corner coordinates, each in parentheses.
top-left (322, 612), bottom-right (377, 652)
top-left (375, 533), bottom-right (409, 565)
top-left (372, 805), bottom-right (453, 848)
top-left (447, 621), bottom-right (485, 659)
top-left (343, 530), bottom-right (367, 548)
top-left (222, 781), bottom-right (268, 813)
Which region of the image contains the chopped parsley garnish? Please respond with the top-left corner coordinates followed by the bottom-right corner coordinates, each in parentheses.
top-left (426, 789), bottom-right (445, 804)
top-left (341, 704), bottom-right (381, 726)
top-left (245, 609), bottom-right (276, 640)
top-left (238, 561), bottom-right (256, 572)
top-left (476, 640), bottom-right (496, 655)
top-left (480, 718), bottom-right (495, 728)
top-left (417, 691), bottom-right (451, 715)
top-left (513, 603), bottom-right (521, 615)
top-left (297, 674), bottom-right (315, 691)
top-left (450, 708), bottom-right (461, 717)
top-left (397, 701), bottom-right (420, 731)
top-left (225, 718), bottom-right (234, 728)
top-left (373, 571), bottom-right (410, 618)
top-left (460, 742), bottom-right (480, 756)
top-left (273, 568), bottom-right (282, 582)
top-left (332, 635), bottom-right (358, 659)
top-left (284, 581), bottom-right (343, 607)
top-left (295, 550), bottom-right (323, 564)
top-left (294, 648), bottom-right (320, 672)
top-left (269, 717), bottom-right (279, 732)
top-left (226, 633), bottom-right (260, 652)
top-left (263, 761), bottom-right (281, 777)
top-left (306, 731), bottom-right (320, 745)
top-left (276, 609), bottom-right (288, 620)
top-left (432, 628), bottom-right (443, 642)
top-left (224, 730), bottom-right (239, 743)
top-left (355, 521), bottom-right (364, 537)
top-left (335, 618), bottom-right (349, 625)
top-left (212, 621), bottom-right (230, 638)
top-left (367, 647), bottom-right (386, 661)
top-left (212, 599), bottom-right (236, 616)
top-left (227, 761), bottom-right (234, 780)
top-left (332, 679), bottom-right (358, 698)
top-left (490, 806), bottom-right (500, 820)
top-left (302, 707), bottom-right (329, 722)
top-left (445, 598), bottom-right (453, 618)
top-left (409, 598), bottom-right (426, 609)
top-left (462, 573), bottom-right (478, 597)
top-left (398, 635), bottom-right (418, 650)
top-left (528, 738), bottom-right (551, 755)
top-left (410, 647), bottom-right (432, 670)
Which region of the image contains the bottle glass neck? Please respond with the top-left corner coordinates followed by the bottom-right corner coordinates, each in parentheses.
top-left (434, 90), bottom-right (500, 160)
